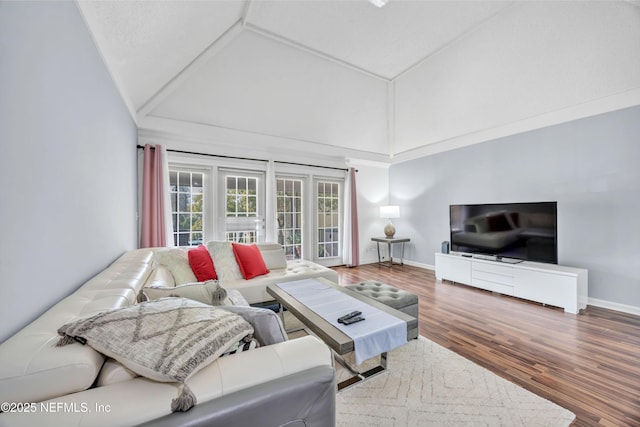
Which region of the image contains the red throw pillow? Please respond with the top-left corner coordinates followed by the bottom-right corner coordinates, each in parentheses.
top-left (232, 243), bottom-right (270, 280)
top-left (188, 245), bottom-right (217, 281)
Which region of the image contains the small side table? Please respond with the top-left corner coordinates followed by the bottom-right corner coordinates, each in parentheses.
top-left (371, 237), bottom-right (410, 267)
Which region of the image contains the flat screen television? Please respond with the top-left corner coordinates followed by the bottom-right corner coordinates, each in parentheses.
top-left (449, 202), bottom-right (557, 264)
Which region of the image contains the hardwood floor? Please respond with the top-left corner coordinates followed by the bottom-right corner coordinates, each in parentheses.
top-left (333, 263), bottom-right (640, 427)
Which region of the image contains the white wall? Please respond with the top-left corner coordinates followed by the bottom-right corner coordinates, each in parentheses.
top-left (0, 2), bottom-right (138, 342)
top-left (389, 105), bottom-right (640, 313)
top-left (394, 1), bottom-right (640, 158)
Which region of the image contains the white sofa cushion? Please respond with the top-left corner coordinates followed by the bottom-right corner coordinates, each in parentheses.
top-left (96, 358), bottom-right (139, 386)
top-left (79, 249), bottom-right (154, 294)
top-left (0, 315), bottom-right (105, 404)
top-left (256, 242), bottom-right (287, 270)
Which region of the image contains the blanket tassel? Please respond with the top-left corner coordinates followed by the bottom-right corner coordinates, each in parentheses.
top-left (55, 334), bottom-right (75, 347)
top-left (171, 383), bottom-right (197, 412)
top-left (136, 288), bottom-right (148, 303)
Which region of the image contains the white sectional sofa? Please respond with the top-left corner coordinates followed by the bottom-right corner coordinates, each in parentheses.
top-left (0, 242), bottom-right (338, 427)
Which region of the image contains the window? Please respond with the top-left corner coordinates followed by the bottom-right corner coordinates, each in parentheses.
top-left (276, 178), bottom-right (303, 260)
top-left (316, 181), bottom-right (340, 259)
top-left (169, 170), bottom-right (204, 247)
top-left (167, 153), bottom-right (345, 263)
top-left (225, 174), bottom-right (260, 243)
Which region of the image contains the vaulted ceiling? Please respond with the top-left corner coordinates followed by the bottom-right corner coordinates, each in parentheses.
top-left (77, 0), bottom-right (640, 164)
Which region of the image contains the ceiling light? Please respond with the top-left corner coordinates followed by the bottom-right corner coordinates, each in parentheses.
top-left (369, 0), bottom-right (389, 7)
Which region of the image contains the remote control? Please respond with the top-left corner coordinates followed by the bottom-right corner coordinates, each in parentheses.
top-left (337, 311), bottom-right (361, 323)
top-left (341, 316), bottom-right (365, 325)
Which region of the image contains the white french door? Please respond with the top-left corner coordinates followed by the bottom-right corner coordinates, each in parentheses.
top-left (218, 169), bottom-right (265, 243)
top-left (314, 179), bottom-right (342, 267)
top-left (276, 177), bottom-right (304, 260)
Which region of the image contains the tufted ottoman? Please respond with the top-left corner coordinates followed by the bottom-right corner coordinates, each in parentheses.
top-left (346, 280), bottom-right (419, 320)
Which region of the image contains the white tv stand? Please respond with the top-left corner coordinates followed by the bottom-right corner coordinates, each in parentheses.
top-left (435, 253), bottom-right (588, 314)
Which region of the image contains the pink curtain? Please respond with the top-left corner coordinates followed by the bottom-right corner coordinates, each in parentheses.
top-left (347, 167), bottom-right (360, 267)
top-left (140, 144), bottom-right (167, 248)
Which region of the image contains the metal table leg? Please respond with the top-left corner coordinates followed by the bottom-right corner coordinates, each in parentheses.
top-left (334, 351), bottom-right (388, 391)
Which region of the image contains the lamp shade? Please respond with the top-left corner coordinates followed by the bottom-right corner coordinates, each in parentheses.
top-left (369, 0), bottom-right (389, 7)
top-left (379, 205), bottom-right (400, 219)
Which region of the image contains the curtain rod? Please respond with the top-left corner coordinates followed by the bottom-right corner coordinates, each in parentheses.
top-left (274, 160), bottom-right (351, 172)
top-left (136, 145), bottom-right (352, 172)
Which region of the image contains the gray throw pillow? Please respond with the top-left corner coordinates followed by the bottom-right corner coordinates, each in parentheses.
top-left (220, 305), bottom-right (287, 346)
top-left (57, 298), bottom-right (253, 412)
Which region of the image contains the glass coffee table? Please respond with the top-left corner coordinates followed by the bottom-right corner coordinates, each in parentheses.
top-left (266, 278), bottom-right (418, 390)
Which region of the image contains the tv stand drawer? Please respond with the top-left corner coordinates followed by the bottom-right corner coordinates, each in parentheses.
top-left (470, 278), bottom-right (514, 296)
top-left (472, 260), bottom-right (514, 276)
top-left (471, 260), bottom-right (514, 295)
top-left (472, 269), bottom-right (514, 286)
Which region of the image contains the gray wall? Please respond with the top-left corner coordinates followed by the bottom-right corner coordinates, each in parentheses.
top-left (0, 2), bottom-right (138, 342)
top-left (390, 105), bottom-right (640, 309)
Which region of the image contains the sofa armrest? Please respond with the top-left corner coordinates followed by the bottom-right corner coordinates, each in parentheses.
top-left (136, 365), bottom-right (336, 427)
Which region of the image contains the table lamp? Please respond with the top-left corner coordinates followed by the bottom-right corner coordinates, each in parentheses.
top-left (379, 205), bottom-right (400, 238)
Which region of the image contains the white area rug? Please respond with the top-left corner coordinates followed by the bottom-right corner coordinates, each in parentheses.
top-left (335, 336), bottom-right (575, 427)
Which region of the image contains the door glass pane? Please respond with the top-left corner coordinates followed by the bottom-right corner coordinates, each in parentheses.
top-left (169, 170), bottom-right (204, 247)
top-left (316, 181), bottom-right (340, 259)
top-left (276, 177), bottom-right (303, 260)
top-left (225, 174), bottom-right (260, 243)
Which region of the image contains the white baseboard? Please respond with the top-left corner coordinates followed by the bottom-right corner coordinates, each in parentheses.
top-left (357, 258), bottom-right (434, 270)
top-left (358, 257), bottom-right (379, 266)
top-left (588, 298), bottom-right (640, 316)
top-left (403, 259), bottom-right (433, 270)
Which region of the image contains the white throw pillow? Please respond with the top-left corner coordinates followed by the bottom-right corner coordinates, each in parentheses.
top-left (206, 241), bottom-right (243, 282)
top-left (140, 280), bottom-right (227, 306)
top-left (154, 248), bottom-right (197, 285)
